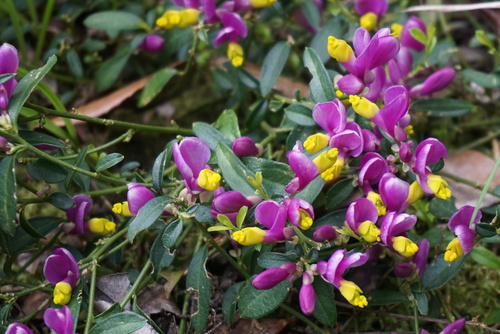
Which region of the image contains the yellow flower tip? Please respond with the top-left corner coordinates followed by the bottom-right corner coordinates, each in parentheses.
top-left (392, 236), bottom-right (419, 257)
top-left (298, 209), bottom-right (313, 230)
top-left (335, 89), bottom-right (344, 98)
top-left (53, 282), bottom-right (72, 305)
top-left (232, 227), bottom-right (266, 246)
top-left (359, 12), bottom-right (378, 31)
top-left (313, 149), bottom-right (338, 174)
top-left (358, 221), bottom-right (380, 243)
top-left (427, 175), bottom-right (452, 199)
top-left (197, 169), bottom-right (221, 191)
top-left (339, 280), bottom-right (368, 308)
top-left (304, 133), bottom-right (330, 153)
top-left (227, 43), bottom-right (244, 67)
top-left (367, 192), bottom-right (387, 216)
top-left (444, 237), bottom-right (464, 262)
top-left (178, 9), bottom-right (200, 28)
top-left (391, 23), bottom-right (403, 38)
top-left (156, 11), bottom-right (182, 29)
top-left (321, 157), bottom-right (344, 181)
top-left (404, 125), bottom-right (414, 136)
top-left (88, 218), bottom-right (116, 236)
top-left (349, 95), bottom-right (379, 119)
top-left (406, 181), bottom-right (424, 205)
top-left (249, 0), bottom-right (275, 8)
top-left (112, 202), bottom-right (133, 217)
top-left (327, 36), bottom-right (354, 62)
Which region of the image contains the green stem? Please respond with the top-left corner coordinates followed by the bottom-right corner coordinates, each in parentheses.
top-left (119, 260), bottom-right (152, 309)
top-left (25, 103), bottom-right (194, 135)
top-left (1, 130), bottom-right (129, 185)
top-left (438, 171), bottom-right (500, 198)
top-left (413, 297), bottom-right (419, 334)
top-left (331, 0), bottom-right (357, 22)
top-left (453, 129), bottom-right (500, 153)
top-left (292, 225), bottom-right (322, 248)
top-left (27, 0), bottom-right (38, 27)
top-left (84, 260), bottom-right (98, 334)
top-left (279, 304), bottom-right (327, 334)
top-left (178, 290), bottom-right (192, 334)
top-left (5, 0), bottom-right (28, 62)
top-left (81, 228), bottom-right (129, 264)
top-left (86, 185), bottom-right (129, 197)
top-left (470, 155), bottom-right (500, 227)
top-left (200, 226), bottom-right (249, 279)
top-left (34, 0), bottom-right (55, 64)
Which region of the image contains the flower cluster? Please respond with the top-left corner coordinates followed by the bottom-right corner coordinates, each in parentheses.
top-left (43, 248), bottom-right (79, 305)
top-left (66, 194), bottom-right (116, 236)
top-left (6, 305), bottom-right (76, 334)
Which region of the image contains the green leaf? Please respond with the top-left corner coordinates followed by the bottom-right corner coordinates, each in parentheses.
top-left (422, 254), bottom-right (468, 290)
top-left (411, 98), bottom-right (474, 117)
top-left (409, 27), bottom-right (427, 44)
top-left (84, 11), bottom-right (144, 31)
top-left (8, 55), bottom-right (57, 131)
top-left (245, 99), bottom-right (269, 130)
top-left (284, 104), bottom-right (315, 126)
top-left (216, 142), bottom-right (255, 197)
top-left (162, 219), bottom-right (183, 249)
top-left (152, 141), bottom-right (175, 195)
top-left (242, 157), bottom-right (294, 198)
top-left (461, 69), bottom-right (500, 88)
top-left (304, 47), bottom-right (335, 103)
top-left (300, 0), bottom-right (320, 31)
top-left (95, 52), bottom-right (130, 92)
top-left (0, 155), bottom-right (17, 236)
top-left (19, 210), bottom-right (45, 239)
top-left (127, 196), bottom-right (171, 241)
top-left (312, 278), bottom-right (337, 326)
top-left (471, 247), bottom-right (500, 269)
top-left (18, 130), bottom-right (65, 148)
top-left (310, 17), bottom-right (346, 64)
top-left (258, 252), bottom-right (298, 269)
top-left (6, 217), bottom-right (64, 255)
top-left (214, 110), bottom-right (241, 141)
top-left (186, 245), bottom-right (210, 333)
top-left (150, 230), bottom-right (175, 279)
top-left (0, 73), bottom-right (14, 86)
top-left (95, 153), bottom-right (124, 172)
top-left (325, 178), bottom-right (355, 210)
top-left (68, 281), bottom-right (84, 333)
top-left (413, 291), bottom-right (428, 315)
top-left (186, 203), bottom-right (214, 223)
top-left (66, 146), bottom-right (90, 191)
top-left (476, 223), bottom-right (496, 238)
top-left (66, 49), bottom-right (83, 79)
top-left (239, 279), bottom-right (292, 318)
top-left (47, 192), bottom-right (75, 210)
top-left (222, 282), bottom-right (243, 325)
top-left (89, 312), bottom-right (146, 334)
top-left (193, 122), bottom-right (232, 151)
top-left (27, 158), bottom-right (68, 183)
top-left (485, 307), bottom-right (500, 326)
top-left (260, 42), bottom-right (291, 96)
top-left (365, 289), bottom-right (409, 306)
top-left (429, 197), bottom-right (457, 219)
top-left (207, 225), bottom-right (233, 232)
top-left (138, 68), bottom-right (177, 107)
top-left (295, 176), bottom-right (325, 203)
top-left (476, 30), bottom-right (494, 49)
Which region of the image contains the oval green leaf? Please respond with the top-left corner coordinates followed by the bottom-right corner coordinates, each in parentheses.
top-left (471, 247), bottom-right (500, 269)
top-left (96, 153), bottom-right (124, 172)
top-left (239, 279), bottom-right (292, 318)
top-left (162, 219), bottom-right (183, 249)
top-left (325, 178), bottom-right (355, 210)
top-left (127, 196), bottom-right (172, 241)
top-left (48, 192), bottom-right (76, 210)
top-left (411, 98), bottom-right (474, 117)
top-left (88, 312), bottom-right (146, 334)
top-left (27, 158), bottom-right (68, 184)
top-left (260, 42), bottom-right (291, 96)
top-left (215, 142), bottom-right (255, 197)
top-left (461, 69), bottom-right (500, 88)
top-left (193, 122), bottom-right (232, 151)
top-left (84, 11), bottom-right (143, 31)
top-left (138, 68), bottom-right (177, 107)
top-left (285, 104), bottom-right (315, 126)
top-left (303, 47), bottom-right (335, 103)
top-left (0, 155), bottom-right (17, 236)
top-left (186, 245), bottom-right (210, 333)
top-left (312, 278), bottom-right (337, 326)
top-left (18, 130), bottom-right (65, 148)
top-left (422, 254), bottom-right (468, 290)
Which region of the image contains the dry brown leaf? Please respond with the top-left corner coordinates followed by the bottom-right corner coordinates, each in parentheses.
top-left (231, 317), bottom-right (295, 334)
top-left (442, 149), bottom-right (500, 208)
top-left (210, 56), bottom-right (310, 98)
top-left (52, 61), bottom-right (184, 126)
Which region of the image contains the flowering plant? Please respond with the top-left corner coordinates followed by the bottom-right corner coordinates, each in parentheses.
top-left (1, 1), bottom-right (500, 333)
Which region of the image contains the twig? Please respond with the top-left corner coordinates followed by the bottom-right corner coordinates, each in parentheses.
top-left (403, 3), bottom-right (500, 12)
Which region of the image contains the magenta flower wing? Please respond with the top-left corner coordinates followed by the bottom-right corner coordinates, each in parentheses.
top-left (5, 323), bottom-right (34, 334)
top-left (127, 183), bottom-right (156, 215)
top-left (44, 305), bottom-right (75, 334)
top-left (312, 99), bottom-right (347, 135)
top-left (401, 16), bottom-right (427, 52)
top-left (413, 138), bottom-right (447, 177)
top-left (448, 206), bottom-right (479, 253)
top-left (66, 194), bottom-right (92, 234)
top-left (379, 173), bottom-right (409, 212)
top-left (43, 248), bottom-right (79, 287)
top-left (346, 198), bottom-right (378, 231)
top-left (354, 0), bottom-right (388, 18)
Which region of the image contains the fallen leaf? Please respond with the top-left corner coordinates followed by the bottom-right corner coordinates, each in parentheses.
top-left (210, 57), bottom-right (310, 98)
top-left (94, 273), bottom-right (132, 312)
top-left (442, 149), bottom-right (500, 208)
top-left (52, 61), bottom-right (184, 126)
top-left (231, 317), bottom-right (295, 334)
top-left (137, 284), bottom-right (180, 316)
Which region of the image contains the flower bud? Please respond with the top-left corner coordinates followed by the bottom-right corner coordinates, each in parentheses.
top-left (139, 34), bottom-right (165, 53)
top-left (393, 262), bottom-right (414, 278)
top-left (401, 16), bottom-right (427, 52)
top-left (252, 262), bottom-right (296, 289)
top-left (232, 136), bottom-right (260, 157)
top-left (127, 183), bottom-right (155, 215)
top-left (312, 225), bottom-right (337, 242)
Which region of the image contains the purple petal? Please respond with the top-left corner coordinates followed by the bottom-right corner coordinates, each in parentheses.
top-left (364, 66), bottom-right (386, 102)
top-left (66, 194), bottom-right (92, 234)
top-left (252, 267), bottom-right (290, 289)
top-left (312, 99), bottom-right (347, 134)
top-left (414, 138), bottom-right (447, 177)
top-left (299, 274), bottom-right (316, 315)
top-left (389, 213), bottom-right (417, 236)
top-left (414, 239), bottom-right (429, 278)
top-left (5, 323), bottom-right (33, 334)
top-left (401, 16), bottom-right (427, 52)
top-left (379, 173), bottom-right (409, 212)
top-left (255, 200), bottom-right (285, 230)
top-left (127, 183), bottom-right (156, 215)
top-left (354, 0), bottom-right (388, 17)
top-left (325, 249), bottom-right (347, 286)
top-left (359, 152), bottom-right (388, 185)
top-left (335, 252), bottom-right (369, 278)
top-left (352, 27), bottom-right (371, 56)
top-left (418, 67), bottom-right (455, 96)
top-left (337, 74), bottom-right (365, 95)
top-left (212, 190), bottom-right (254, 213)
top-left (442, 318), bottom-right (466, 334)
top-left (448, 205), bottom-right (480, 231)
top-left (346, 198), bottom-right (378, 231)
top-left (44, 305), bottom-right (74, 334)
top-left (232, 136), bottom-right (259, 157)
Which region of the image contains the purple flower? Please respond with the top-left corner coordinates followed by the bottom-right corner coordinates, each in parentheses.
top-left (285, 198), bottom-right (315, 230)
top-left (44, 248), bottom-right (79, 287)
top-left (361, 129), bottom-right (380, 152)
top-left (172, 0), bottom-right (200, 8)
top-left (5, 323), bottom-right (33, 334)
top-left (173, 137), bottom-right (212, 194)
top-left (401, 16), bottom-right (427, 52)
top-left (0, 43), bottom-right (19, 111)
top-left (379, 212), bottom-right (419, 257)
top-left (442, 318), bottom-right (466, 334)
top-left (139, 34), bottom-right (165, 53)
top-left (312, 225), bottom-right (337, 242)
top-left (345, 198), bottom-right (380, 242)
top-left (211, 190), bottom-right (261, 222)
top-left (379, 173), bottom-right (410, 213)
top-left (358, 152), bottom-right (388, 194)
top-left (354, 0), bottom-right (388, 19)
top-left (388, 47), bottom-right (413, 86)
top-left (44, 305), bottom-right (76, 334)
top-left (252, 262), bottom-right (297, 289)
top-left (330, 122), bottom-right (364, 158)
top-left (232, 200), bottom-right (294, 245)
top-left (410, 67), bottom-right (455, 97)
top-left (444, 206), bottom-right (480, 262)
top-left (414, 239), bottom-right (429, 278)
top-left (232, 136), bottom-right (260, 157)
top-left (66, 194), bottom-right (92, 234)
top-left (285, 141), bottom-right (319, 194)
top-left (213, 13), bottom-right (247, 48)
top-left (299, 271), bottom-right (316, 315)
top-left (393, 262), bottom-right (414, 278)
top-left (126, 183), bottom-right (156, 215)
